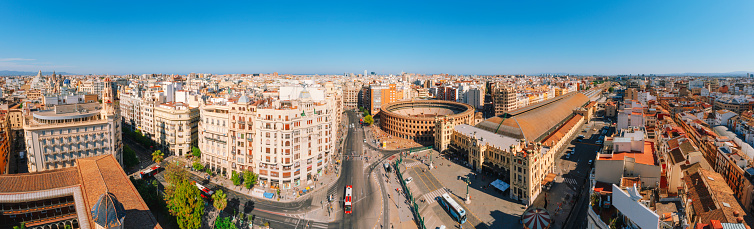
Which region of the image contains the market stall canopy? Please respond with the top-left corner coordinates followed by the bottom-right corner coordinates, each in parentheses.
top-left (522, 207), bottom-right (552, 229)
top-left (491, 179), bottom-right (509, 192)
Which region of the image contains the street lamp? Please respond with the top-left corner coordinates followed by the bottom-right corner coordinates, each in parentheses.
top-left (465, 178), bottom-right (471, 204)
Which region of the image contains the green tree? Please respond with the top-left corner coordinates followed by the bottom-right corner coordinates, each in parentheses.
top-left (212, 189), bottom-right (228, 211)
top-left (64, 225), bottom-right (72, 229)
top-left (231, 171), bottom-right (241, 186)
top-left (13, 222), bottom-right (25, 229)
top-left (205, 167), bottom-right (212, 175)
top-left (243, 170), bottom-right (258, 189)
top-left (191, 146), bottom-right (201, 158)
top-left (192, 161), bottom-right (204, 171)
top-left (608, 87), bottom-right (615, 93)
top-left (164, 162), bottom-right (189, 186)
top-left (214, 216), bottom-right (237, 229)
top-left (165, 181), bottom-right (204, 229)
top-left (123, 145), bottom-right (140, 169)
top-left (152, 150), bottom-right (164, 163)
top-left (363, 115), bottom-right (374, 125)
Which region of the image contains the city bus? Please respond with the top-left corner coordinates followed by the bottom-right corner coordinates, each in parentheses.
top-left (139, 165), bottom-right (161, 179)
top-left (344, 185), bottom-right (353, 214)
top-left (438, 193), bottom-right (467, 224)
top-left (194, 182), bottom-right (215, 199)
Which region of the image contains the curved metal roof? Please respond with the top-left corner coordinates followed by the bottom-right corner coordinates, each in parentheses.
top-left (476, 92), bottom-right (589, 143)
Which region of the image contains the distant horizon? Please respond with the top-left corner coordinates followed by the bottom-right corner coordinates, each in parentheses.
top-left (2, 1), bottom-right (753, 75)
top-left (1, 69), bottom-right (753, 77)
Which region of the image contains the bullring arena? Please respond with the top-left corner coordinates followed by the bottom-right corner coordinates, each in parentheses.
top-left (378, 100), bottom-right (475, 145)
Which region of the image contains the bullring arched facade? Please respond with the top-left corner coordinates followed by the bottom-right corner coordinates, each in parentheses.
top-left (379, 100), bottom-right (475, 145)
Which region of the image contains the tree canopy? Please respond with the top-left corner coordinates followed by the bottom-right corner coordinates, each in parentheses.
top-left (231, 171), bottom-right (241, 186)
top-left (243, 170), bottom-right (258, 189)
top-left (191, 146), bottom-right (201, 158)
top-left (152, 150), bottom-right (164, 163)
top-left (123, 145), bottom-right (140, 169)
top-left (192, 161), bottom-right (204, 171)
top-left (363, 115), bottom-right (374, 125)
top-left (212, 189), bottom-right (228, 211)
top-left (214, 216), bottom-right (237, 229)
top-left (165, 181), bottom-right (204, 229)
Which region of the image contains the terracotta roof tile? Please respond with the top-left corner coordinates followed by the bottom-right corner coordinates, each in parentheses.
top-left (0, 167), bottom-right (80, 192)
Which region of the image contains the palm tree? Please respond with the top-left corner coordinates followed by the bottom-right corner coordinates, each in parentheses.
top-left (152, 150), bottom-right (164, 163)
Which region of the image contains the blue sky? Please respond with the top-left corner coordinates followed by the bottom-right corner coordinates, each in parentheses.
top-left (1, 1), bottom-right (753, 75)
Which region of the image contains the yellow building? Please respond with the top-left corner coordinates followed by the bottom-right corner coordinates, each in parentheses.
top-left (448, 92), bottom-right (590, 204)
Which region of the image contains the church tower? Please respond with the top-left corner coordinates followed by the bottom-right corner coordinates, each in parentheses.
top-left (101, 78), bottom-right (115, 116)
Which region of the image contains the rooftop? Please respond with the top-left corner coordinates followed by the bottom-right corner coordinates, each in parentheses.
top-left (476, 92), bottom-right (589, 142)
top-left (599, 141), bottom-right (656, 165)
top-left (454, 124), bottom-right (520, 150)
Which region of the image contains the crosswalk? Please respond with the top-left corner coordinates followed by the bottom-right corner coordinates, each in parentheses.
top-left (421, 188), bottom-right (447, 204)
top-left (563, 177), bottom-right (578, 186)
top-left (403, 161), bottom-right (423, 168)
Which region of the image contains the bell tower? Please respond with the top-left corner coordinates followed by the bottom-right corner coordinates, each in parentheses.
top-left (101, 77), bottom-right (115, 116)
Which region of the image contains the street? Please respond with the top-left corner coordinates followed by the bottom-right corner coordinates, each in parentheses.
top-left (129, 110), bottom-right (411, 229)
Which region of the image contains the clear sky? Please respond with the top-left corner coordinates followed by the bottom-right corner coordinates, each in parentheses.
top-left (1, 1), bottom-right (753, 75)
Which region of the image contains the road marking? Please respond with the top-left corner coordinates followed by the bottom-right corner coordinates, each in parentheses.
top-left (403, 161), bottom-right (422, 168)
top-left (426, 169), bottom-right (489, 229)
top-left (421, 188), bottom-right (447, 204)
top-left (564, 178), bottom-right (578, 186)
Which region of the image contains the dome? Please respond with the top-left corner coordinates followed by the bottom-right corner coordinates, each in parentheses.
top-left (91, 192), bottom-right (126, 228)
top-left (238, 94), bottom-right (250, 104)
top-left (299, 88), bottom-right (312, 99)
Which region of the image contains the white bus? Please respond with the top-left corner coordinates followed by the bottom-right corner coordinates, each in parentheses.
top-left (438, 193), bottom-right (467, 224)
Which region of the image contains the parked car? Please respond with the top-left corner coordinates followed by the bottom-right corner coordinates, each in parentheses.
top-left (589, 160), bottom-right (594, 166)
top-left (405, 177), bottom-right (413, 184)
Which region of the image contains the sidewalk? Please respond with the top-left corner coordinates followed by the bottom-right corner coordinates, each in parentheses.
top-left (175, 156), bottom-right (342, 204)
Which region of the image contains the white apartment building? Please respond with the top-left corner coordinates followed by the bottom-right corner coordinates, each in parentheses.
top-left (200, 88), bottom-right (338, 189)
top-left (151, 102), bottom-right (199, 156)
top-left (23, 78), bottom-right (122, 172)
top-left (119, 85), bottom-right (142, 130)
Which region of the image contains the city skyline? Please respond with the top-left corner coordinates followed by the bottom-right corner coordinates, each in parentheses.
top-left (1, 1), bottom-right (753, 75)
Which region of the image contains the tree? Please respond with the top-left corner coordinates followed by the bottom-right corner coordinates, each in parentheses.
top-left (231, 171), bottom-right (241, 186)
top-left (214, 216), bottom-right (237, 229)
top-left (152, 150), bottom-right (164, 163)
top-left (64, 225), bottom-right (72, 229)
top-left (243, 171), bottom-right (258, 189)
top-left (165, 181), bottom-right (204, 229)
top-left (363, 115), bottom-right (374, 125)
top-left (123, 145), bottom-right (140, 169)
top-left (192, 161), bottom-right (204, 171)
top-left (212, 189), bottom-right (228, 211)
top-left (13, 222), bottom-right (25, 229)
top-left (164, 162), bottom-right (189, 186)
top-left (205, 167), bottom-right (212, 175)
top-left (608, 87), bottom-right (614, 93)
top-left (191, 146), bottom-right (201, 158)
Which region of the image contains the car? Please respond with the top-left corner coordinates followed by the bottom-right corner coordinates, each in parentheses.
top-left (364, 139), bottom-right (367, 143)
top-left (588, 160), bottom-right (594, 165)
top-left (565, 154), bottom-right (571, 159)
top-left (596, 140), bottom-right (603, 144)
top-left (405, 177), bottom-right (413, 183)
top-left (577, 135), bottom-right (585, 139)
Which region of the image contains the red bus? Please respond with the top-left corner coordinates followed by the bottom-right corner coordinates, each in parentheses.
top-left (139, 165), bottom-right (161, 179)
top-left (194, 182), bottom-right (215, 199)
top-left (344, 185), bottom-right (353, 214)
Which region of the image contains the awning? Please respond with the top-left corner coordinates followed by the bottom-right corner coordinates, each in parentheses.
top-left (541, 173), bottom-right (556, 186)
top-left (491, 179), bottom-right (509, 192)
